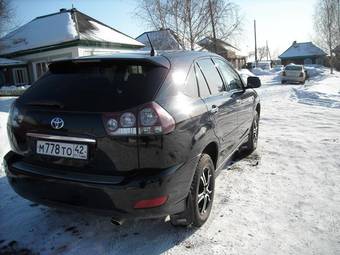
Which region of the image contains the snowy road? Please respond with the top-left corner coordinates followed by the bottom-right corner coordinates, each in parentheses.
top-left (1, 70), bottom-right (340, 255)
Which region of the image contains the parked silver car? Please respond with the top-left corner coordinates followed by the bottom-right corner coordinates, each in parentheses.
top-left (281, 64), bottom-right (306, 84)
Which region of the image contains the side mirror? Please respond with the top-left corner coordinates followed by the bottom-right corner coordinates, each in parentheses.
top-left (247, 76), bottom-right (261, 88)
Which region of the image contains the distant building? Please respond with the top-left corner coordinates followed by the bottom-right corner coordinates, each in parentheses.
top-left (136, 29), bottom-right (203, 51)
top-left (197, 37), bottom-right (246, 69)
top-left (279, 41), bottom-right (326, 66)
top-left (0, 8), bottom-right (144, 85)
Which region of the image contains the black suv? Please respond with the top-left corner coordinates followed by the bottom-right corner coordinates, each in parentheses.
top-left (4, 51), bottom-right (261, 227)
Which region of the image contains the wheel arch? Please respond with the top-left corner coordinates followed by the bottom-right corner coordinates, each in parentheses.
top-left (201, 142), bottom-right (219, 169)
top-left (255, 103), bottom-right (261, 117)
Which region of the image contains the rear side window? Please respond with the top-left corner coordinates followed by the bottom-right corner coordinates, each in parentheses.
top-left (195, 63), bottom-right (211, 98)
top-left (197, 58), bottom-right (224, 94)
top-left (19, 61), bottom-right (168, 112)
top-left (182, 65), bottom-right (199, 98)
top-left (214, 59), bottom-right (243, 91)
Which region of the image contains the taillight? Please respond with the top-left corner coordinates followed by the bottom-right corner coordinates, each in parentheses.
top-left (299, 72), bottom-right (304, 77)
top-left (282, 71), bottom-right (286, 76)
top-left (102, 112), bottom-right (137, 136)
top-left (138, 102), bottom-right (175, 135)
top-left (102, 102), bottom-right (175, 136)
top-left (120, 112), bottom-right (136, 127)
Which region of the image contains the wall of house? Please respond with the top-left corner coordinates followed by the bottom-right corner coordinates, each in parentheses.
top-left (12, 46), bottom-right (79, 82)
top-left (281, 56), bottom-right (325, 66)
top-left (0, 65), bottom-right (29, 86)
top-left (11, 46), bottom-right (141, 83)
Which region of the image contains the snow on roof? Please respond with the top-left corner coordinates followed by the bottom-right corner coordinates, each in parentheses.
top-left (0, 12), bottom-right (78, 55)
top-left (136, 29), bottom-right (203, 51)
top-left (0, 9), bottom-right (144, 56)
top-left (279, 42), bottom-right (326, 59)
top-left (82, 20), bottom-right (144, 47)
top-left (0, 58), bottom-right (26, 66)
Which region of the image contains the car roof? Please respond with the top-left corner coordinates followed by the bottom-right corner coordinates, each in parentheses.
top-left (52, 50), bottom-right (221, 69)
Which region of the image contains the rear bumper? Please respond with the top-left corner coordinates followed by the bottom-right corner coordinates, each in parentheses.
top-left (4, 151), bottom-right (199, 219)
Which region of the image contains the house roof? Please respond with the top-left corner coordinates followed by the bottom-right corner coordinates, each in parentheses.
top-left (0, 58), bottom-right (27, 66)
top-left (197, 37), bottom-right (245, 57)
top-left (0, 8), bottom-right (144, 56)
top-left (136, 29), bottom-right (203, 51)
top-left (279, 42), bottom-right (326, 59)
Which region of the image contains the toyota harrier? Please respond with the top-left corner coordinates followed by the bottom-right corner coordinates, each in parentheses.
top-left (4, 51), bottom-right (261, 227)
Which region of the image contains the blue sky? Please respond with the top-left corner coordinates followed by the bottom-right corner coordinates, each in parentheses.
top-left (12, 0), bottom-right (317, 57)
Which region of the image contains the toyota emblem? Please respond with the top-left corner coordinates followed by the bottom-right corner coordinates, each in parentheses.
top-left (51, 117), bottom-right (64, 130)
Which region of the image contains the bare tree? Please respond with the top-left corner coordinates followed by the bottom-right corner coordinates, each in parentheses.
top-left (0, 0), bottom-right (14, 36)
top-left (257, 46), bottom-right (267, 61)
top-left (314, 0), bottom-right (339, 73)
top-left (208, 0), bottom-right (242, 41)
top-left (136, 0), bottom-right (242, 50)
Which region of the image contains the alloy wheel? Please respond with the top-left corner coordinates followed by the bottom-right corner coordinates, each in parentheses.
top-left (197, 167), bottom-right (213, 215)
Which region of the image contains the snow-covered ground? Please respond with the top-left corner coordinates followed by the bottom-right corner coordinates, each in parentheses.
top-left (0, 68), bottom-right (340, 255)
top-left (0, 85), bottom-right (30, 97)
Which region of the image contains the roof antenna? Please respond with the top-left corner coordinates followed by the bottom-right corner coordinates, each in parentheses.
top-left (146, 33), bottom-right (157, 56)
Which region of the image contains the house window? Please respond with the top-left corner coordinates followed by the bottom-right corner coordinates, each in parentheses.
top-left (35, 62), bottom-right (48, 79)
top-left (13, 68), bottom-right (29, 85)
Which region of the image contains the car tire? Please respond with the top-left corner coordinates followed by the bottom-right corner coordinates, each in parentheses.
top-left (281, 80), bottom-right (285, 84)
top-left (170, 154), bottom-right (215, 227)
top-left (244, 111), bottom-right (259, 153)
top-left (301, 80), bottom-right (305, 85)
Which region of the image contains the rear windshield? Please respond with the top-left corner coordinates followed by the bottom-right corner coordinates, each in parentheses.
top-left (285, 65), bottom-right (302, 71)
top-left (19, 61), bottom-right (168, 112)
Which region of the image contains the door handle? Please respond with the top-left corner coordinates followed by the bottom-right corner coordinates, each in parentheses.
top-left (211, 105), bottom-right (219, 114)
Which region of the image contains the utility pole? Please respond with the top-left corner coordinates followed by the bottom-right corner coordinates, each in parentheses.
top-left (254, 20), bottom-right (258, 67)
top-left (208, 0), bottom-right (217, 53)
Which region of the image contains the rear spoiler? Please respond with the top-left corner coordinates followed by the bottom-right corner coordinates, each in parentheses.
top-left (50, 55), bottom-right (170, 69)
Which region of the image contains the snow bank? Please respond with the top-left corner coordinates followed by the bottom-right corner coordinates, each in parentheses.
top-left (292, 69), bottom-right (340, 108)
top-left (0, 85), bottom-right (30, 96)
top-left (304, 65), bottom-right (326, 78)
top-left (238, 69), bottom-right (255, 82)
top-left (251, 67), bottom-right (272, 76)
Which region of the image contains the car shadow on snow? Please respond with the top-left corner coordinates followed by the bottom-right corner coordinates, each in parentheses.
top-left (0, 175), bottom-right (197, 255)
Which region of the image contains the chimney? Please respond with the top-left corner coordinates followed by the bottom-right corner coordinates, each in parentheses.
top-left (59, 8), bottom-right (67, 13)
top-left (292, 41), bottom-right (297, 45)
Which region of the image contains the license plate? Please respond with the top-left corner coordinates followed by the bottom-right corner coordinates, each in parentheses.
top-left (36, 140), bottom-right (88, 160)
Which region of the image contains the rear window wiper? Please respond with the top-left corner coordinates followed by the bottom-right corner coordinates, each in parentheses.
top-left (26, 100), bottom-right (64, 109)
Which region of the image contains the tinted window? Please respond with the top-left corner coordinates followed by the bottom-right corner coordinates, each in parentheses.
top-left (19, 61), bottom-right (168, 112)
top-left (195, 63), bottom-right (211, 98)
top-left (182, 65), bottom-right (199, 98)
top-left (197, 59), bottom-right (224, 94)
top-left (214, 59), bottom-right (243, 91)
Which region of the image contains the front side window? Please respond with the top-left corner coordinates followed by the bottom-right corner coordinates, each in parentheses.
top-left (197, 58), bottom-right (224, 95)
top-left (214, 58), bottom-right (243, 91)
